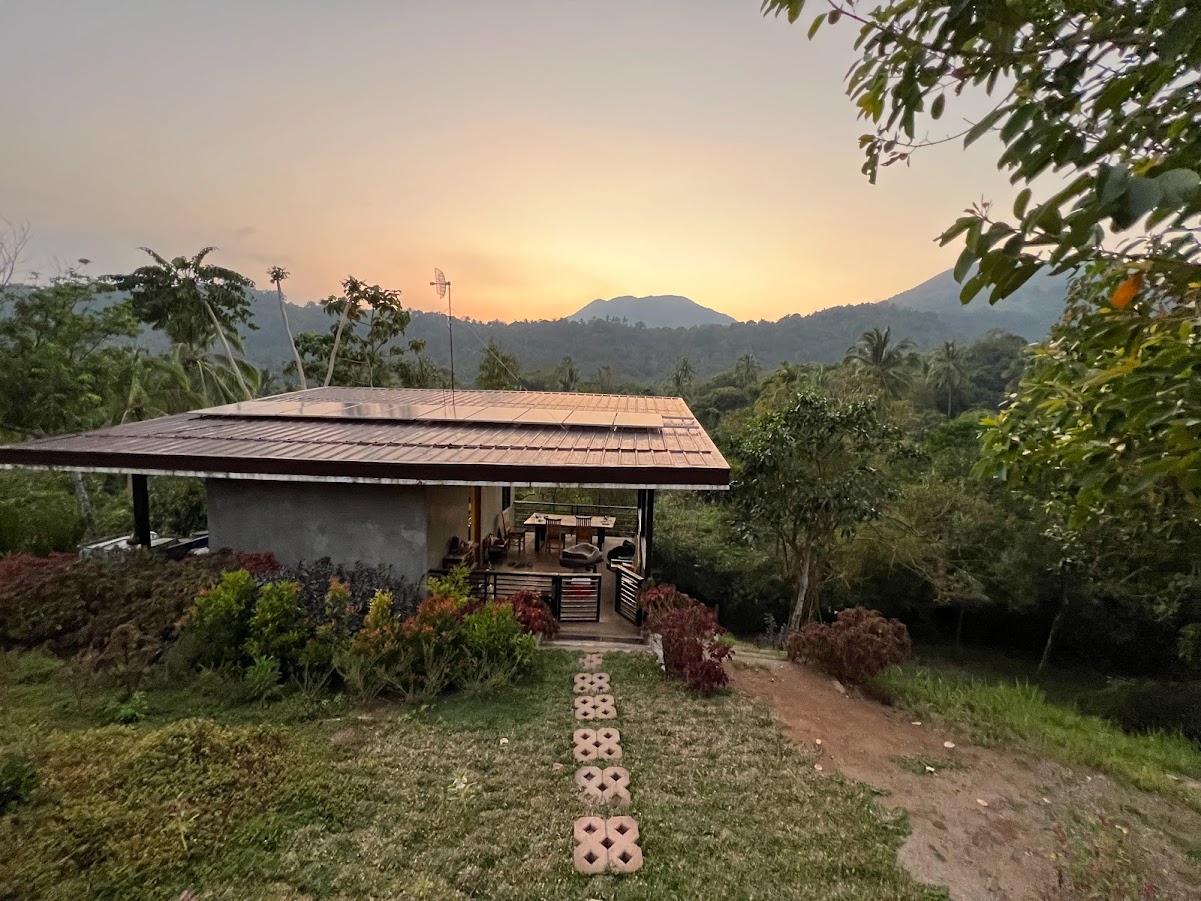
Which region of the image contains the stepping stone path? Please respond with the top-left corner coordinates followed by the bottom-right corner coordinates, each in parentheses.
top-left (575, 765), bottom-right (631, 805)
top-left (573, 672), bottom-right (611, 693)
top-left (573, 727), bottom-right (623, 761)
top-left (573, 694), bottom-right (617, 720)
top-left (571, 652), bottom-right (643, 874)
top-left (573, 815), bottom-right (642, 875)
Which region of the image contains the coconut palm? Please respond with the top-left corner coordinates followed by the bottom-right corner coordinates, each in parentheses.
top-left (671, 356), bottom-right (695, 398)
top-left (926, 340), bottom-right (969, 417)
top-left (268, 265), bottom-right (306, 389)
top-left (113, 247), bottom-right (256, 400)
top-left (108, 349), bottom-right (202, 424)
top-left (734, 353), bottom-right (761, 387)
top-left (556, 356), bottom-right (581, 392)
top-left (844, 327), bottom-right (915, 397)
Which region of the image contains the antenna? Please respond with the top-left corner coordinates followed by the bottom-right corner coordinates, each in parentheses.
top-left (430, 268), bottom-right (455, 409)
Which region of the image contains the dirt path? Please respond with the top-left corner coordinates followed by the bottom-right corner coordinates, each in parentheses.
top-left (731, 657), bottom-right (1066, 901)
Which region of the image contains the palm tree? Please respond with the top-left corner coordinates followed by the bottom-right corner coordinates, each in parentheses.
top-left (108, 349), bottom-right (201, 424)
top-left (556, 356), bottom-right (581, 391)
top-left (671, 356), bottom-right (695, 398)
top-left (926, 341), bottom-right (969, 417)
top-left (844, 327), bottom-right (915, 397)
top-left (268, 265), bottom-right (306, 389)
top-left (114, 247), bottom-right (256, 400)
top-left (734, 353), bottom-right (761, 387)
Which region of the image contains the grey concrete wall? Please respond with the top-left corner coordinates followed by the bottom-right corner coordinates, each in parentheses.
top-left (424, 485), bottom-right (471, 570)
top-left (207, 479), bottom-right (428, 587)
top-left (480, 486), bottom-right (504, 542)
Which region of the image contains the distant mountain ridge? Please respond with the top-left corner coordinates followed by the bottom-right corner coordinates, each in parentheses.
top-left (567, 294), bottom-right (736, 328)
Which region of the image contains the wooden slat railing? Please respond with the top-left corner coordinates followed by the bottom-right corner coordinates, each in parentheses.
top-left (427, 569), bottom-right (602, 623)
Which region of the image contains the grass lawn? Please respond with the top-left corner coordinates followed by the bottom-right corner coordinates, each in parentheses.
top-left (876, 660), bottom-right (1201, 807)
top-left (1, 649), bottom-right (945, 900)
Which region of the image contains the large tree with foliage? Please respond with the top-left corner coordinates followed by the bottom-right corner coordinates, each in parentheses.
top-left (475, 339), bottom-right (522, 390)
top-left (111, 248), bottom-right (257, 401)
top-left (844, 327), bottom-right (914, 397)
top-left (294, 277), bottom-right (426, 389)
top-left (733, 389), bottom-right (908, 628)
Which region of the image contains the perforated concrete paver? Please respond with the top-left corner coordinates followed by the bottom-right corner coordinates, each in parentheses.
top-left (572, 726), bottom-right (623, 761)
top-left (572, 815), bottom-right (643, 874)
top-left (579, 651), bottom-right (605, 669)
top-left (573, 694), bottom-right (617, 720)
top-left (573, 671), bottom-right (611, 693)
top-left (575, 765), bottom-right (631, 805)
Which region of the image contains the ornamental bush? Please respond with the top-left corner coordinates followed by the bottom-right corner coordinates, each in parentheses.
top-left (506, 590), bottom-right (559, 639)
top-left (643, 585), bottom-right (732, 696)
top-left (786, 607), bottom-right (912, 684)
top-left (245, 580), bottom-right (305, 669)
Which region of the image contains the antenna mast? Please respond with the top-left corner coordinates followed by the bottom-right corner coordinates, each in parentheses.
top-left (430, 268), bottom-right (455, 409)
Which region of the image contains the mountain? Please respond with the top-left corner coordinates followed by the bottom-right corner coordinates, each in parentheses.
top-left (567, 295), bottom-right (737, 328)
top-left (882, 268), bottom-right (1068, 338)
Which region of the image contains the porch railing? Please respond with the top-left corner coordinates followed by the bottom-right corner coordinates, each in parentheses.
top-left (611, 562), bottom-right (645, 625)
top-left (427, 568), bottom-right (602, 623)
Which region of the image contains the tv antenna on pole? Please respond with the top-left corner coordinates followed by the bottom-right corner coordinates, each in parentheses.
top-left (430, 268), bottom-right (455, 409)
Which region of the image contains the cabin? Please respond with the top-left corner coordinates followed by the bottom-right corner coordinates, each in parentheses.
top-left (0, 387), bottom-right (730, 637)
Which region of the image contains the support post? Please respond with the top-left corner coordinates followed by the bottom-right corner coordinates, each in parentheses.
top-left (644, 489), bottom-right (655, 575)
top-left (131, 474), bottom-right (151, 547)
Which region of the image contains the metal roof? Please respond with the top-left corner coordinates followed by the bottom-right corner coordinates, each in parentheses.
top-left (0, 387), bottom-right (730, 489)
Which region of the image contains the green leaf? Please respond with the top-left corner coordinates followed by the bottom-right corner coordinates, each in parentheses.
top-left (1096, 164), bottom-right (1130, 204)
top-left (964, 107), bottom-right (1006, 147)
top-left (807, 12), bottom-right (826, 39)
top-left (1115, 176), bottom-right (1164, 228)
top-left (930, 94), bottom-right (945, 120)
top-left (1155, 168), bottom-right (1200, 206)
top-left (953, 247), bottom-right (976, 282)
top-left (1013, 188), bottom-right (1032, 219)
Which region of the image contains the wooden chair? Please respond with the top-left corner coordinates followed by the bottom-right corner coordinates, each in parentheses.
top-left (544, 516), bottom-right (567, 555)
top-left (503, 513), bottom-right (526, 556)
top-left (573, 514), bottom-right (594, 546)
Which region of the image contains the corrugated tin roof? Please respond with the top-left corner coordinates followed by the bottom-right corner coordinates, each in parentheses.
top-left (0, 387), bottom-right (729, 488)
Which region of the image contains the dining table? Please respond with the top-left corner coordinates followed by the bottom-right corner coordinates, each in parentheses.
top-left (524, 513), bottom-right (616, 552)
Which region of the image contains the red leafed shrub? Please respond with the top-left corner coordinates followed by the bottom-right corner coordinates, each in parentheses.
top-left (0, 550), bottom-right (243, 656)
top-left (645, 587), bottom-right (732, 696)
top-left (786, 607), bottom-right (912, 684)
top-left (638, 583), bottom-right (693, 627)
top-left (234, 551), bottom-right (282, 578)
top-left (505, 590), bottom-right (559, 639)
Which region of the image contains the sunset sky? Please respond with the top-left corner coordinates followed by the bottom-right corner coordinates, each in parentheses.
top-left (1, 1), bottom-right (1015, 322)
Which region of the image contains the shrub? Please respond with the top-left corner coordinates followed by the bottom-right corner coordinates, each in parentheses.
top-left (245, 580), bottom-right (305, 669)
top-left (241, 656), bottom-right (283, 703)
top-left (233, 551), bottom-right (282, 579)
top-left (274, 558), bottom-right (420, 628)
top-left (0, 550), bottom-right (244, 657)
top-left (186, 569), bottom-right (258, 667)
top-left (0, 752), bottom-right (38, 814)
top-left (427, 565), bottom-right (473, 603)
top-left (105, 690), bottom-right (149, 725)
top-left (94, 623), bottom-right (159, 699)
top-left (335, 590), bottom-right (407, 701)
top-left (644, 585), bottom-right (732, 696)
top-left (639, 583), bottom-right (694, 627)
top-left (787, 607), bottom-right (912, 684)
top-left (460, 602), bottom-right (537, 692)
top-left (506, 590), bottom-right (559, 639)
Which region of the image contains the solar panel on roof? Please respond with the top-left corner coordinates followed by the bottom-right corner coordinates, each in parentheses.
top-left (197, 396), bottom-right (664, 428)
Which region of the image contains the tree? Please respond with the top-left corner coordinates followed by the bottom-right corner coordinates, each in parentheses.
top-left (764, 0), bottom-right (1201, 306)
top-left (733, 389), bottom-right (907, 629)
top-left (475, 339), bottom-right (522, 390)
top-left (844, 327), bottom-right (914, 397)
top-left (268, 266), bottom-right (306, 390)
top-left (107, 348), bottom-right (200, 424)
top-left (555, 356), bottom-right (581, 392)
top-left (293, 276), bottom-right (425, 388)
top-left (670, 357), bottom-right (695, 398)
top-left (0, 219), bottom-right (31, 295)
top-left (734, 353), bottom-right (761, 387)
top-left (925, 341), bottom-right (968, 417)
top-left (111, 247), bottom-right (256, 400)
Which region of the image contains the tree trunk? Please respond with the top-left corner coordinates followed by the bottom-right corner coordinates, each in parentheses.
top-left (1038, 575), bottom-right (1070, 673)
top-left (202, 300), bottom-right (253, 400)
top-left (947, 388), bottom-right (953, 418)
top-left (277, 285), bottom-right (307, 390)
top-left (787, 547), bottom-right (815, 632)
top-left (72, 471), bottom-right (96, 538)
top-left (325, 300), bottom-right (352, 388)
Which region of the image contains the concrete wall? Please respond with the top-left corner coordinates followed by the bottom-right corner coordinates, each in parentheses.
top-left (480, 485), bottom-right (505, 542)
top-left (206, 479), bottom-right (428, 587)
top-left (425, 485), bottom-right (471, 570)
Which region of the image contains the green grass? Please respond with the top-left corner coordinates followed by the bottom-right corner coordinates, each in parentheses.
top-left (0, 649), bottom-right (947, 900)
top-left (876, 664), bottom-right (1201, 804)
